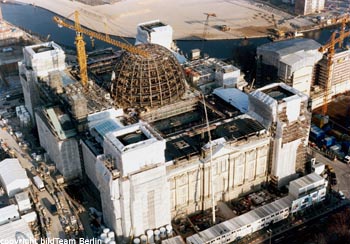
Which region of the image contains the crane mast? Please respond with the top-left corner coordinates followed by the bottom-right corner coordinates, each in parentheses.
top-left (203, 13), bottom-right (216, 39)
top-left (74, 11), bottom-right (88, 87)
top-left (319, 16), bottom-right (350, 115)
top-left (53, 11), bottom-right (149, 88)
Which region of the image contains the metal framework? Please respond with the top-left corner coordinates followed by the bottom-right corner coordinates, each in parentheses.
top-left (202, 13), bottom-right (216, 39)
top-left (53, 11), bottom-right (149, 88)
top-left (319, 15), bottom-right (350, 115)
top-left (110, 44), bottom-right (186, 108)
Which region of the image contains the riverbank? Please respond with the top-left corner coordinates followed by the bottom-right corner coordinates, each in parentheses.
top-left (10, 0), bottom-right (300, 40)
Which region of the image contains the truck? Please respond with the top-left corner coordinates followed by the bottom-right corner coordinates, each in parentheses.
top-left (344, 155), bottom-right (350, 164)
top-left (33, 176), bottom-right (45, 191)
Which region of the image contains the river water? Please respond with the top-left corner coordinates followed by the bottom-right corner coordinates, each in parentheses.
top-left (0, 2), bottom-right (338, 72)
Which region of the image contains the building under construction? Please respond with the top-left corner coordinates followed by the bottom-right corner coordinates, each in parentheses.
top-left (311, 48), bottom-right (350, 109)
top-left (17, 20), bottom-right (317, 243)
top-left (110, 43), bottom-right (187, 108)
top-left (295, 0), bottom-right (325, 15)
top-left (249, 83), bottom-right (311, 187)
top-left (0, 19), bottom-right (25, 47)
top-left (257, 32), bottom-right (350, 112)
top-left (257, 38), bottom-right (323, 96)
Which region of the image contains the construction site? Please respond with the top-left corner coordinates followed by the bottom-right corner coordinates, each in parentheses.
top-left (257, 14), bottom-right (350, 165)
top-left (1, 2), bottom-right (350, 244)
top-left (9, 17), bottom-right (319, 244)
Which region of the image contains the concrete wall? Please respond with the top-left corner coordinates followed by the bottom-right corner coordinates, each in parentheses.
top-left (249, 84), bottom-right (310, 187)
top-left (81, 141), bottom-right (100, 188)
top-left (135, 21), bottom-right (173, 50)
top-left (36, 111), bottom-right (82, 181)
top-left (103, 124), bottom-right (166, 176)
top-left (128, 165), bottom-right (171, 236)
top-left (292, 66), bottom-right (314, 95)
top-left (295, 0), bottom-right (324, 15)
top-left (83, 132), bottom-right (269, 240)
top-left (19, 62), bottom-right (40, 124)
top-left (95, 155), bottom-right (170, 242)
top-left (95, 158), bottom-right (123, 240)
top-left (23, 42), bottom-right (65, 77)
top-left (167, 137), bottom-right (270, 217)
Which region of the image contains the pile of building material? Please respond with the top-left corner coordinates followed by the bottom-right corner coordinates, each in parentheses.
top-left (16, 105), bottom-right (31, 128)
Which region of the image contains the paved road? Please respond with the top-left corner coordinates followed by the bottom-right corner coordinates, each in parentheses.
top-left (309, 147), bottom-right (350, 198)
top-left (243, 196), bottom-right (349, 244)
top-left (0, 127), bottom-right (66, 239)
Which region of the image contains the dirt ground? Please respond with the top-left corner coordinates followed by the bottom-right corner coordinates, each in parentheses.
top-left (15, 0), bottom-right (306, 40)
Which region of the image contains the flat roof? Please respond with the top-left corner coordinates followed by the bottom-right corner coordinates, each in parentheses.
top-left (0, 205), bottom-right (19, 224)
top-left (262, 85), bottom-right (295, 101)
top-left (258, 38), bottom-right (321, 57)
top-left (117, 130), bottom-right (148, 146)
top-left (187, 196), bottom-right (293, 244)
top-left (162, 236), bottom-right (186, 244)
top-left (105, 122), bottom-right (162, 152)
top-left (151, 101), bottom-right (224, 138)
top-left (213, 88), bottom-right (248, 113)
top-left (26, 41), bottom-right (63, 55)
top-left (289, 172), bottom-right (324, 189)
top-left (0, 218), bottom-right (35, 241)
top-left (15, 191), bottom-right (30, 202)
top-left (32, 45), bottom-right (54, 53)
top-left (82, 137), bottom-right (103, 157)
top-left (0, 159), bottom-right (30, 195)
top-left (214, 116), bottom-right (265, 140)
top-left (165, 115), bottom-right (265, 162)
top-left (166, 135), bottom-right (200, 162)
top-left (140, 21), bottom-right (167, 33)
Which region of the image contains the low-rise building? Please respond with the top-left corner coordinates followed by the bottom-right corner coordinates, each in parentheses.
top-left (0, 218), bottom-right (35, 242)
top-left (15, 191), bottom-right (31, 212)
top-left (0, 205), bottom-right (20, 226)
top-left (184, 58), bottom-right (242, 93)
top-left (289, 173), bottom-right (327, 212)
top-left (186, 172), bottom-right (327, 244)
top-left (257, 38), bottom-right (322, 96)
top-left (0, 158), bottom-right (30, 197)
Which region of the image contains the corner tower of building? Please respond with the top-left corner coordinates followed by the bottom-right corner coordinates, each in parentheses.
top-left (18, 42), bottom-right (66, 124)
top-left (249, 83), bottom-right (311, 187)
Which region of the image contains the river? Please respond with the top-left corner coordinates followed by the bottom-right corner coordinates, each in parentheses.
top-left (0, 2), bottom-right (340, 73)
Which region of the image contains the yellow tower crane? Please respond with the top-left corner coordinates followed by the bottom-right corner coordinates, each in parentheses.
top-left (53, 11), bottom-right (149, 88)
top-left (319, 15), bottom-right (350, 115)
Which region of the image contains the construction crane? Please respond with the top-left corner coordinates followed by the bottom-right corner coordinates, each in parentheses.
top-left (269, 14), bottom-right (285, 40)
top-left (319, 16), bottom-right (350, 115)
top-left (202, 13), bottom-right (216, 39)
top-left (272, 14), bottom-right (278, 29)
top-left (53, 11), bottom-right (149, 88)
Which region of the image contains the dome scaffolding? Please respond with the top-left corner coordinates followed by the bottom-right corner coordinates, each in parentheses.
top-left (110, 44), bottom-right (187, 108)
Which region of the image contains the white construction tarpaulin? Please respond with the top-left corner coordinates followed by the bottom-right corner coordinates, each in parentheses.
top-left (0, 204), bottom-right (20, 225)
top-left (0, 218), bottom-right (35, 242)
top-left (0, 158), bottom-right (30, 197)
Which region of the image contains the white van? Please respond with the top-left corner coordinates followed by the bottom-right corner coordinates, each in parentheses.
top-left (344, 155), bottom-right (350, 164)
top-left (338, 191), bottom-right (346, 200)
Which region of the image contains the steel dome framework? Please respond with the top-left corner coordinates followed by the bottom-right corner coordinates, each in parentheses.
top-left (110, 44), bottom-right (186, 108)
